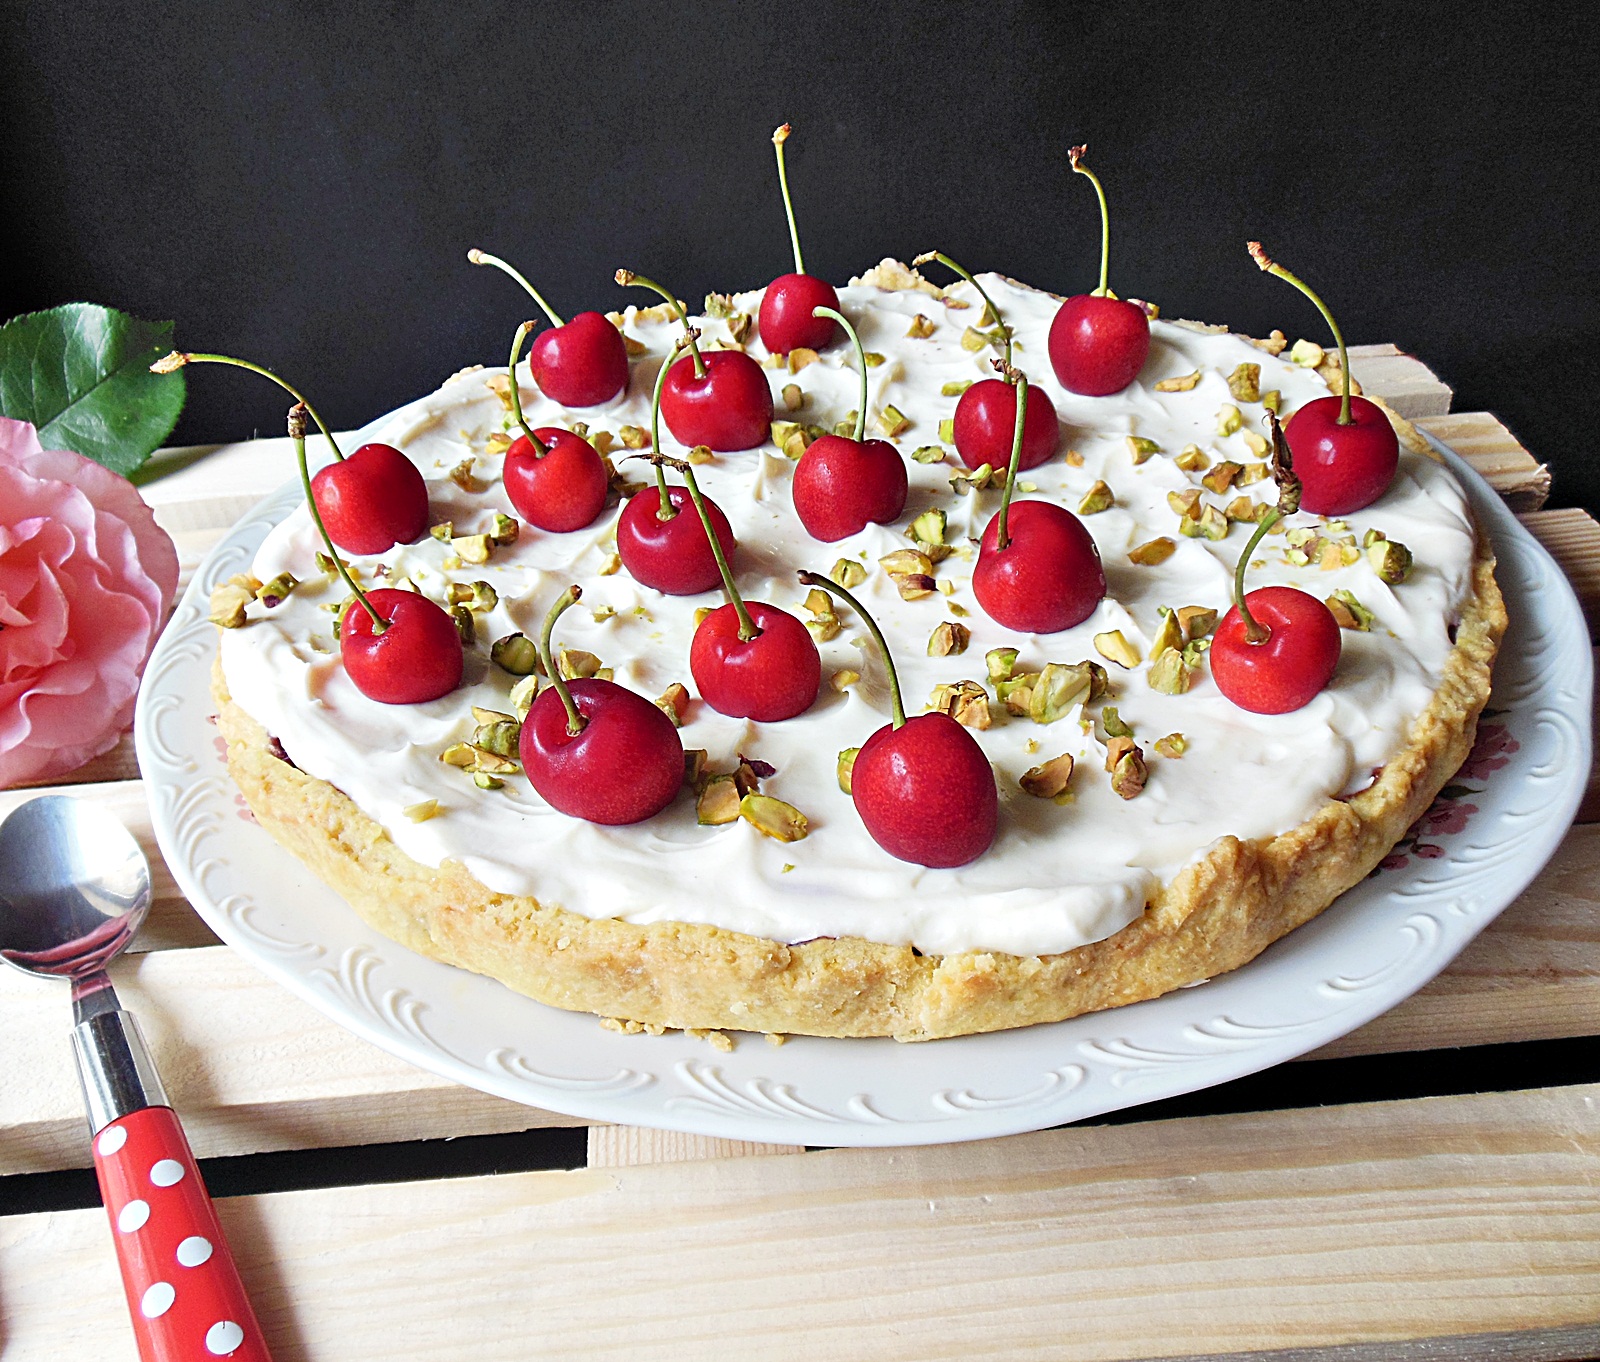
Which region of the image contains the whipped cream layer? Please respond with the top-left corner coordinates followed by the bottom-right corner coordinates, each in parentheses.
top-left (222, 267), bottom-right (1477, 957)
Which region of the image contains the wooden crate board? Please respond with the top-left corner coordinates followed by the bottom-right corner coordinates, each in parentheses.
top-left (1521, 509), bottom-right (1600, 640)
top-left (1417, 411), bottom-right (1550, 511)
top-left (2, 1082), bottom-right (1595, 1362)
top-left (1344, 343), bottom-right (1453, 420)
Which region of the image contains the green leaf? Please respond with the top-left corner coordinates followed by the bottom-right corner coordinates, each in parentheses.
top-left (0, 303), bottom-right (186, 476)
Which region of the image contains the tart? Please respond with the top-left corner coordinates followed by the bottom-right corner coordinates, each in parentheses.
top-left (212, 262), bottom-right (1504, 1041)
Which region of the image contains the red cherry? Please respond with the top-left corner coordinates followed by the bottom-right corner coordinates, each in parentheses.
top-left (339, 588), bottom-right (463, 705)
top-left (974, 501), bottom-right (1106, 633)
top-left (527, 311), bottom-right (629, 407)
top-left (616, 485), bottom-right (737, 594)
top-left (1047, 294), bottom-right (1150, 396)
top-left (1211, 587), bottom-right (1342, 714)
top-left (759, 273), bottom-right (839, 354)
top-left (853, 713), bottom-right (997, 868)
top-left (309, 443), bottom-right (429, 555)
top-left (953, 378), bottom-right (1060, 471)
top-left (520, 678), bottom-right (683, 824)
top-left (503, 427), bottom-right (608, 532)
top-left (791, 433), bottom-right (908, 542)
top-left (660, 350), bottom-right (774, 452)
top-left (690, 602), bottom-right (820, 722)
top-left (1283, 394), bottom-right (1398, 516)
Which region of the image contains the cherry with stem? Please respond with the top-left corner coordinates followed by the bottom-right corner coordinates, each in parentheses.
top-left (1047, 145), bottom-right (1152, 397)
top-left (499, 320), bottom-right (609, 533)
top-left (797, 571), bottom-right (997, 868)
top-left (757, 123), bottom-right (840, 355)
top-left (790, 305), bottom-right (907, 542)
top-left (1247, 241), bottom-right (1398, 515)
top-left (914, 251), bottom-right (1059, 472)
top-left (518, 585), bottom-right (684, 824)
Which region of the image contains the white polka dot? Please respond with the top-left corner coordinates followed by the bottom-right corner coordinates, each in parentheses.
top-left (96, 1125), bottom-right (127, 1156)
top-left (141, 1281), bottom-right (175, 1318)
top-left (150, 1158), bottom-right (186, 1187)
top-left (205, 1320), bottom-right (245, 1355)
top-left (176, 1235), bottom-right (214, 1267)
top-left (117, 1199), bottom-right (150, 1233)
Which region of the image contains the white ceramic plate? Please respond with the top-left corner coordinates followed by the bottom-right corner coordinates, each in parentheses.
top-left (136, 437), bottom-right (1592, 1147)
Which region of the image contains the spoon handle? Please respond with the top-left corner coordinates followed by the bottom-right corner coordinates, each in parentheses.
top-left (92, 1106), bottom-right (274, 1361)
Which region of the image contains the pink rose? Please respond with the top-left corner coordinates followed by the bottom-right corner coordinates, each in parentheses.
top-left (0, 418), bottom-right (179, 787)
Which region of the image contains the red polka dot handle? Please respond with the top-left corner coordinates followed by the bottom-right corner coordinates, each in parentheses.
top-left (92, 1106), bottom-right (273, 1360)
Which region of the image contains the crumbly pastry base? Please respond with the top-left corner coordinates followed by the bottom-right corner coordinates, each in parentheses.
top-left (213, 532), bottom-right (1504, 1042)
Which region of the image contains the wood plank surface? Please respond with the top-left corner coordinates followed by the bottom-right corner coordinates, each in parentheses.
top-left (1521, 508), bottom-right (1600, 640)
top-left (586, 1128), bottom-right (804, 1167)
top-left (2, 1082), bottom-right (1595, 1362)
top-left (1344, 343), bottom-right (1453, 419)
top-left (1417, 411), bottom-right (1550, 511)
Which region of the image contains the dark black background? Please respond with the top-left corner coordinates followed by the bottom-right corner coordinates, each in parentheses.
top-left (5, 0), bottom-right (1598, 511)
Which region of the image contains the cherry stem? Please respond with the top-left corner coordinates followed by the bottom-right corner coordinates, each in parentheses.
top-left (797, 571), bottom-right (905, 729)
top-left (286, 404), bottom-right (385, 633)
top-left (1248, 242), bottom-right (1353, 426)
top-left (650, 453), bottom-right (759, 641)
top-left (771, 123), bottom-right (806, 276)
top-left (912, 252), bottom-right (1010, 369)
top-left (161, 352), bottom-right (344, 462)
top-left (992, 368), bottom-right (1029, 551)
top-left (615, 270), bottom-right (705, 379)
top-left (1232, 508), bottom-right (1283, 645)
top-left (648, 339), bottom-right (686, 518)
top-left (1069, 145), bottom-right (1113, 298)
top-left (467, 249), bottom-right (564, 328)
top-left (505, 322), bottom-right (549, 454)
top-left (812, 305), bottom-right (866, 440)
top-left (535, 585), bottom-right (587, 736)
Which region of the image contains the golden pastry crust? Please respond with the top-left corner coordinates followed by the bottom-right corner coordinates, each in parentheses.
top-left (212, 529), bottom-right (1503, 1041)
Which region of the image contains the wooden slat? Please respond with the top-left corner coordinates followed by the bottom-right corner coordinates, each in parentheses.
top-left (1345, 342), bottom-right (1454, 419)
top-left (1521, 508), bottom-right (1600, 640)
top-left (586, 1128), bottom-right (804, 1167)
top-left (3, 1082), bottom-right (1595, 1361)
top-left (1417, 411), bottom-right (1550, 511)
top-left (1586, 647), bottom-right (1600, 826)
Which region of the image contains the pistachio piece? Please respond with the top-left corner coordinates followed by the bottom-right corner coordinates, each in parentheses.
top-left (740, 793), bottom-right (809, 843)
top-left (787, 347), bottom-right (820, 373)
top-left (877, 404), bottom-right (911, 438)
top-left (449, 604), bottom-right (475, 645)
top-left (771, 419), bottom-right (805, 452)
top-left (703, 292), bottom-right (735, 319)
top-left (491, 632), bottom-right (542, 675)
top-left (1128, 537), bottom-right (1177, 566)
top-left (986, 647), bottom-right (1019, 683)
top-left (557, 646), bottom-right (603, 680)
top-left (830, 669), bottom-right (860, 692)
top-left (447, 580), bottom-right (498, 613)
top-left (508, 674), bottom-right (540, 716)
top-left (254, 572), bottom-right (298, 608)
top-left (471, 705), bottom-right (516, 725)
top-left (428, 521), bottom-right (454, 546)
top-left (726, 312), bottom-right (753, 344)
top-left (1020, 753), bottom-right (1075, 799)
top-left (1153, 733), bottom-right (1187, 759)
top-left (1226, 362), bottom-right (1262, 403)
top-left (911, 445), bottom-right (948, 465)
top-left (683, 749), bottom-right (707, 787)
top-left (449, 457), bottom-right (487, 493)
top-left (1168, 488), bottom-right (1202, 520)
top-left (439, 742), bottom-right (477, 768)
top-left (1327, 589), bottom-right (1376, 631)
top-left (1154, 370), bottom-right (1202, 392)
top-left (1029, 662), bottom-right (1094, 724)
top-left (613, 424), bottom-right (649, 451)
top-left (1369, 539), bottom-right (1413, 584)
top-left (1126, 435), bottom-right (1160, 465)
top-left (806, 616), bottom-right (841, 643)
top-left (927, 620), bottom-right (971, 657)
top-left (829, 558), bottom-right (867, 589)
top-left (780, 383), bottom-right (804, 413)
top-left (696, 775), bottom-right (742, 826)
top-left (938, 417), bottom-right (956, 443)
top-left (483, 371), bottom-right (514, 411)
top-left (1176, 606), bottom-right (1218, 641)
top-left (1262, 389), bottom-right (1282, 414)
top-left (694, 606), bottom-right (715, 627)
top-left (1242, 430), bottom-right (1270, 457)
top-left (1003, 680), bottom-right (1035, 717)
top-left (483, 431), bottom-right (513, 457)
top-left (1363, 527), bottom-right (1387, 548)
top-left (1094, 630), bottom-right (1141, 669)
top-left (1289, 338), bottom-right (1325, 367)
top-left (1064, 448), bottom-right (1085, 467)
top-left (1174, 444), bottom-right (1210, 472)
top-left (1149, 608), bottom-right (1183, 660)
top-left (1224, 495), bottom-right (1258, 522)
top-left (862, 351), bottom-right (886, 368)
top-left (928, 679), bottom-right (992, 730)
top-left (836, 747), bottom-right (859, 794)
top-left (1179, 505), bottom-right (1229, 541)
top-left (1077, 480), bottom-right (1115, 515)
top-left (403, 799), bottom-right (441, 822)
top-left (1101, 706), bottom-right (1133, 739)
top-left (475, 718), bottom-right (521, 758)
top-left (1201, 461), bottom-right (1244, 494)
top-left (1110, 745), bottom-right (1147, 799)
top-left (906, 313), bottom-right (936, 339)
top-left (895, 573), bottom-right (937, 601)
top-left (1237, 461), bottom-right (1269, 485)
top-left (949, 462), bottom-right (995, 494)
top-left (1252, 330), bottom-right (1289, 356)
top-left (879, 548), bottom-right (934, 577)
top-left (656, 682), bottom-right (690, 726)
top-left (1147, 647), bottom-right (1195, 695)
top-left (960, 325), bottom-right (990, 352)
top-left (472, 773), bottom-right (505, 791)
top-left (453, 533), bottom-right (493, 565)
top-left (909, 508), bottom-right (948, 547)
top-left (313, 551), bottom-right (339, 577)
top-left (941, 379), bottom-right (973, 397)
top-left (1216, 404), bottom-right (1243, 437)
top-left (1103, 734), bottom-right (1135, 772)
top-left (208, 579), bottom-right (254, 629)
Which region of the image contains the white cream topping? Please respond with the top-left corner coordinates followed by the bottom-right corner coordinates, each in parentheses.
top-left (221, 269), bottom-right (1476, 957)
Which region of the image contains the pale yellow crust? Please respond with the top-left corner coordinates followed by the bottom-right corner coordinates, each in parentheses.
top-left (212, 531), bottom-right (1503, 1041)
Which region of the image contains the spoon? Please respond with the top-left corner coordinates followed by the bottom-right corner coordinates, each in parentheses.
top-left (0, 796), bottom-right (272, 1361)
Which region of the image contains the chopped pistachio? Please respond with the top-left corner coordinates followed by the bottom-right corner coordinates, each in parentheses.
top-left (740, 792), bottom-right (809, 842)
top-left (1226, 362), bottom-right (1262, 403)
top-left (1224, 495), bottom-right (1258, 522)
top-left (590, 605), bottom-right (617, 623)
top-left (982, 647), bottom-right (1016, 683)
top-left (1242, 430), bottom-right (1270, 457)
top-left (682, 749), bottom-right (707, 788)
top-left (1147, 647), bottom-right (1195, 695)
top-left (1128, 537), bottom-right (1177, 566)
top-left (454, 533), bottom-right (493, 565)
top-left (1029, 662), bottom-right (1095, 724)
top-left (781, 383), bottom-right (804, 413)
top-left (484, 371), bottom-right (514, 410)
top-left (911, 445), bottom-right (948, 465)
top-left (787, 347), bottom-right (820, 373)
top-left (449, 457), bottom-right (487, 493)
top-left (313, 551), bottom-right (339, 577)
top-left (877, 404), bottom-right (911, 438)
top-left (863, 351), bottom-right (887, 368)
top-left (429, 522), bottom-right (454, 544)
top-left (491, 632), bottom-right (542, 675)
top-left (703, 292), bottom-right (735, 319)
top-left (1202, 461), bottom-right (1244, 494)
top-left (1149, 608), bottom-right (1183, 660)
top-left (726, 312), bottom-right (753, 344)
top-left (1168, 488), bottom-right (1203, 520)
top-left (1020, 753), bottom-right (1075, 799)
top-left (448, 604), bottom-right (475, 646)
top-left (1104, 734), bottom-right (1135, 772)
top-left (1155, 370), bottom-right (1202, 393)
top-left (938, 417), bottom-right (956, 443)
top-left (1261, 389), bottom-right (1282, 414)
top-left (1153, 733), bottom-right (1187, 759)
top-left (1327, 589), bottom-right (1376, 631)
top-left (895, 573), bottom-right (937, 601)
top-left (1179, 505), bottom-right (1230, 541)
top-left (1064, 448), bottom-right (1085, 468)
top-left (483, 431), bottom-right (513, 457)
top-left (832, 412), bottom-right (859, 438)
top-left (1003, 678), bottom-right (1036, 717)
top-left (1101, 706), bottom-right (1133, 739)
top-left (907, 508), bottom-right (948, 548)
top-left (806, 615), bottom-right (841, 643)
top-left (906, 313), bottom-right (936, 339)
top-left (475, 718), bottom-right (521, 759)
top-left (1110, 745), bottom-right (1148, 799)
top-left (656, 682), bottom-right (690, 726)
top-left (949, 462), bottom-right (995, 495)
top-left (1216, 404), bottom-right (1243, 437)
top-left (1252, 330), bottom-right (1289, 356)
top-left (694, 606), bottom-right (715, 627)
top-left (208, 579), bottom-right (254, 629)
top-left (685, 444), bottom-right (714, 466)
top-left (254, 572), bottom-right (298, 609)
top-left (696, 775), bottom-right (742, 825)
top-left (1126, 435), bottom-right (1161, 465)
top-left (508, 674), bottom-right (540, 716)
top-left (472, 772), bottom-right (505, 791)
top-left (927, 620), bottom-right (971, 657)
top-left (1177, 606), bottom-right (1218, 641)
top-left (829, 558), bottom-right (867, 589)
top-left (1289, 338), bottom-right (1325, 367)
top-left (1174, 444), bottom-right (1210, 473)
top-left (440, 742), bottom-right (477, 768)
top-left (403, 799), bottom-right (441, 822)
top-left (1095, 630), bottom-right (1141, 669)
top-left (613, 424), bottom-right (649, 452)
top-left (1078, 480), bottom-right (1115, 515)
top-left (447, 580), bottom-right (498, 613)
top-left (928, 679), bottom-right (991, 730)
top-left (471, 705), bottom-right (515, 726)
top-left (960, 325), bottom-right (990, 352)
top-left (771, 419), bottom-right (804, 452)
top-left (1369, 539), bottom-right (1413, 584)
top-left (836, 747), bottom-right (859, 794)
top-left (941, 379), bottom-right (974, 397)
top-left (802, 588), bottom-right (835, 619)
top-left (557, 646), bottom-right (603, 680)
top-left (830, 669), bottom-right (860, 692)
top-left (879, 548), bottom-right (935, 577)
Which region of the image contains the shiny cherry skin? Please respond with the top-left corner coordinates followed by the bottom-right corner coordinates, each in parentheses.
top-left (758, 273), bottom-right (839, 355)
top-left (527, 311), bottom-right (630, 408)
top-left (503, 427), bottom-right (609, 532)
top-left (519, 678), bottom-right (684, 824)
top-left (310, 443), bottom-right (429, 555)
top-left (690, 602), bottom-right (820, 722)
top-left (1047, 294), bottom-right (1151, 396)
top-left (1211, 586), bottom-right (1342, 715)
top-left (791, 434), bottom-right (908, 542)
top-left (660, 351), bottom-right (774, 452)
top-left (616, 485), bottom-right (737, 595)
top-left (1284, 395), bottom-right (1400, 516)
top-left (952, 378), bottom-right (1060, 472)
top-left (339, 588), bottom-right (463, 704)
top-left (973, 501), bottom-right (1106, 633)
top-left (853, 713), bottom-right (998, 868)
